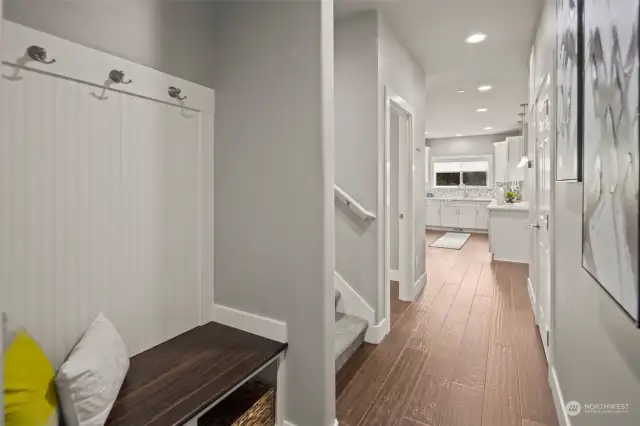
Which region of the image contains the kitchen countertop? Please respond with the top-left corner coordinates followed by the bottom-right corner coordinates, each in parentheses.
top-left (487, 200), bottom-right (530, 212)
top-left (426, 197), bottom-right (494, 202)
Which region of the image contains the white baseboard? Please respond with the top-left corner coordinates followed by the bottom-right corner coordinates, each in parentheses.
top-left (212, 303), bottom-right (287, 343)
top-left (400, 271), bottom-right (427, 302)
top-left (413, 272), bottom-right (428, 299)
top-left (334, 271), bottom-right (375, 326)
top-left (527, 277), bottom-right (538, 324)
top-left (549, 366), bottom-right (570, 426)
top-left (334, 271), bottom-right (388, 344)
top-left (366, 317), bottom-right (389, 344)
top-left (282, 420), bottom-right (337, 426)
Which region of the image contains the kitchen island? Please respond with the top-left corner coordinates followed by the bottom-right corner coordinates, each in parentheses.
top-left (487, 200), bottom-right (530, 263)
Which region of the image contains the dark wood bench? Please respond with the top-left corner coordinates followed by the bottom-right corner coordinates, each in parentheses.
top-left (106, 322), bottom-right (287, 426)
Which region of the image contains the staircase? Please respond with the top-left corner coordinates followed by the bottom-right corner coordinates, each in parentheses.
top-left (334, 289), bottom-right (368, 372)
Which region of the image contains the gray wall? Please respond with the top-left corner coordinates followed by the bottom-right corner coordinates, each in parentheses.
top-left (534, 1), bottom-right (640, 424)
top-left (555, 184), bottom-right (640, 425)
top-left (334, 11), bottom-right (380, 313)
top-left (210, 2), bottom-right (334, 426)
top-left (426, 131), bottom-right (519, 157)
top-left (4, 0), bottom-right (216, 88)
top-left (378, 15), bottom-right (428, 290)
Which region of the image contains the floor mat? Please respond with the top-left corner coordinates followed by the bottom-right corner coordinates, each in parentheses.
top-left (429, 232), bottom-right (471, 250)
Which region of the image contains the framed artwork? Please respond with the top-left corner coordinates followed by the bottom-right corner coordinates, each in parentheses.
top-left (557, 0), bottom-right (582, 181)
top-left (582, 0), bottom-right (640, 325)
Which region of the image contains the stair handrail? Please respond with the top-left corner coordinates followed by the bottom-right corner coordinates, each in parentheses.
top-left (334, 184), bottom-right (376, 221)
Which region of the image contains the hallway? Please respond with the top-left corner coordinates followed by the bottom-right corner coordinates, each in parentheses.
top-left (336, 231), bottom-right (558, 426)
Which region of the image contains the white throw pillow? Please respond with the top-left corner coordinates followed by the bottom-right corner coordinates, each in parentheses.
top-left (56, 313), bottom-right (129, 426)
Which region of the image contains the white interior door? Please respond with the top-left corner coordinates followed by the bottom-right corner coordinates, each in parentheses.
top-left (397, 107), bottom-right (409, 291)
top-left (390, 108), bottom-right (400, 281)
top-left (533, 76), bottom-right (552, 362)
top-left (389, 103), bottom-right (409, 287)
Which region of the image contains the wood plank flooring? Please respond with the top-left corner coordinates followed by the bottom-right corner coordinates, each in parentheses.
top-left (336, 231), bottom-right (558, 426)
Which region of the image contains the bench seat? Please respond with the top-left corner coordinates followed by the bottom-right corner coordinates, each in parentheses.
top-left (106, 322), bottom-right (287, 426)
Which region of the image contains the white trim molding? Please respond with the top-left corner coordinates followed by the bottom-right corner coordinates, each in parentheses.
top-left (411, 272), bottom-right (428, 301)
top-left (283, 418), bottom-right (338, 426)
top-left (1, 21), bottom-right (215, 113)
top-left (527, 277), bottom-right (538, 324)
top-left (549, 366), bottom-right (570, 426)
top-left (334, 271), bottom-right (388, 344)
top-left (366, 318), bottom-right (390, 344)
top-left (211, 304), bottom-right (288, 343)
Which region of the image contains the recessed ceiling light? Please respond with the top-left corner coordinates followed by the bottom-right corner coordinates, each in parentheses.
top-left (458, 90), bottom-right (465, 93)
top-left (484, 126), bottom-right (493, 130)
top-left (424, 132), bottom-right (429, 135)
top-left (477, 85), bottom-right (492, 91)
top-left (466, 33), bottom-right (487, 44)
top-left (477, 108), bottom-right (488, 112)
top-left (456, 134), bottom-right (463, 137)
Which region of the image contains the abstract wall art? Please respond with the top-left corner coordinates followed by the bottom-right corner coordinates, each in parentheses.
top-left (557, 0), bottom-right (582, 181)
top-left (582, 0), bottom-right (640, 324)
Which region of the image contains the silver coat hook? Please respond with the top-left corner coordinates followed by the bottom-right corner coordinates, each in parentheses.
top-left (168, 86), bottom-right (187, 101)
top-left (27, 46), bottom-right (56, 64)
top-left (109, 70), bottom-right (132, 84)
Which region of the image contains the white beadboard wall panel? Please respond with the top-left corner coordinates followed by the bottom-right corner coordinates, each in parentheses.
top-left (0, 59), bottom-right (211, 367)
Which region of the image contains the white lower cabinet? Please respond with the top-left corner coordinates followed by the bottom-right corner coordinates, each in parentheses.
top-left (457, 206), bottom-right (478, 229)
top-left (425, 199), bottom-right (490, 230)
top-left (426, 203), bottom-right (441, 227)
top-left (440, 204), bottom-right (459, 228)
top-left (477, 205), bottom-right (489, 229)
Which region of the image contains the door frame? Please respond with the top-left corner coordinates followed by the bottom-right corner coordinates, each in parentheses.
top-left (530, 70), bottom-right (556, 367)
top-left (383, 87), bottom-right (416, 324)
top-left (0, 2), bottom-right (5, 421)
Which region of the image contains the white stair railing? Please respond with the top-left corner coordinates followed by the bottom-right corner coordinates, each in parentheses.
top-left (334, 184), bottom-right (376, 221)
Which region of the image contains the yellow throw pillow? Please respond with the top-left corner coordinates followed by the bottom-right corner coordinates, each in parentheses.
top-left (3, 314), bottom-right (59, 426)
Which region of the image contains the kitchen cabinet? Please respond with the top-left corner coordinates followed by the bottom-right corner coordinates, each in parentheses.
top-left (457, 206), bottom-right (477, 229)
top-left (440, 204), bottom-right (459, 228)
top-left (425, 199), bottom-right (491, 231)
top-left (487, 200), bottom-right (530, 263)
top-left (477, 205), bottom-right (489, 229)
top-left (495, 137), bottom-right (526, 184)
top-left (426, 201), bottom-right (440, 227)
top-left (494, 141), bottom-right (508, 184)
top-left (424, 146), bottom-right (431, 188)
top-left (507, 136), bottom-right (525, 181)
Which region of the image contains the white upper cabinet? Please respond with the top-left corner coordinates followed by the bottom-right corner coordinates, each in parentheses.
top-left (494, 141), bottom-right (508, 183)
top-left (424, 146), bottom-right (431, 188)
top-left (507, 136), bottom-right (525, 181)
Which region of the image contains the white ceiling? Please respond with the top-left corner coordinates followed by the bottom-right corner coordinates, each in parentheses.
top-left (335, 0), bottom-right (543, 139)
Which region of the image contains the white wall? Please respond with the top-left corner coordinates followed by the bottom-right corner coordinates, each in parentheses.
top-left (378, 16), bottom-right (428, 291)
top-left (210, 2), bottom-right (334, 426)
top-left (426, 131), bottom-right (519, 157)
top-left (334, 11), bottom-right (380, 311)
top-left (4, 0), bottom-right (216, 88)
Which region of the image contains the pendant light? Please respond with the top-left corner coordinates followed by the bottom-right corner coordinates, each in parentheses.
top-left (517, 103), bottom-right (530, 168)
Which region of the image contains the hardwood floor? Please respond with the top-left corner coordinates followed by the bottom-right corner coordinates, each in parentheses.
top-left (336, 231), bottom-right (558, 426)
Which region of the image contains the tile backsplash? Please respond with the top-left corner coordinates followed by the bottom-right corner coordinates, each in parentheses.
top-left (426, 182), bottom-right (525, 200)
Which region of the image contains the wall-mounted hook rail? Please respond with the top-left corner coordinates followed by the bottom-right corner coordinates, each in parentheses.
top-left (27, 46), bottom-right (56, 64)
top-left (109, 70), bottom-right (132, 84)
top-left (168, 86), bottom-right (187, 101)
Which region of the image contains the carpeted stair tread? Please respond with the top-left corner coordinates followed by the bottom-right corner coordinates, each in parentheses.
top-left (335, 312), bottom-right (367, 372)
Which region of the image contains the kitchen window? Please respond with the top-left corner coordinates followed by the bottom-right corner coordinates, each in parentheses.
top-left (433, 159), bottom-right (490, 187)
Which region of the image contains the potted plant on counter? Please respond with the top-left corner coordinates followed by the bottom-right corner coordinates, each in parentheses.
top-left (505, 190), bottom-right (518, 203)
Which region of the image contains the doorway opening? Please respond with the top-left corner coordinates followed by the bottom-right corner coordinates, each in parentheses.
top-left (384, 89), bottom-right (416, 329)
